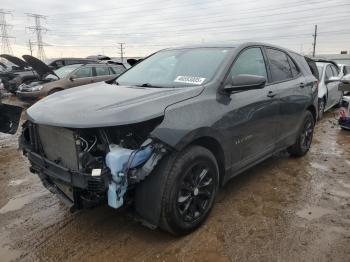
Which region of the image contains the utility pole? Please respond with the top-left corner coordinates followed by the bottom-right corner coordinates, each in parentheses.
top-left (26, 13), bottom-right (48, 60)
top-left (312, 24), bottom-right (317, 57)
top-left (118, 43), bottom-right (125, 63)
top-left (28, 39), bottom-right (33, 56)
top-left (0, 9), bottom-right (14, 56)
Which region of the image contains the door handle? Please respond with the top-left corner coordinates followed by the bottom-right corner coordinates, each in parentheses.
top-left (299, 82), bottom-right (305, 88)
top-left (267, 91), bottom-right (276, 98)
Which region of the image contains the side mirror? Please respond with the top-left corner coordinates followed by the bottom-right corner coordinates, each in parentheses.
top-left (224, 74), bottom-right (266, 93)
top-left (69, 75), bottom-right (77, 81)
top-left (325, 76), bottom-right (340, 84)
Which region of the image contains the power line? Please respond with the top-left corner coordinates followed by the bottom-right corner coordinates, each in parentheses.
top-left (47, 1), bottom-right (349, 28)
top-left (0, 9), bottom-right (14, 56)
top-left (26, 13), bottom-right (48, 60)
top-left (48, 15), bottom-right (350, 40)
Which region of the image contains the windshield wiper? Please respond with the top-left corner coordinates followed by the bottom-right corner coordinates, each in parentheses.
top-left (135, 83), bottom-right (163, 88)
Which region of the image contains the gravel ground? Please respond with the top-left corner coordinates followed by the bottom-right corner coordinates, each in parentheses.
top-left (0, 98), bottom-right (349, 262)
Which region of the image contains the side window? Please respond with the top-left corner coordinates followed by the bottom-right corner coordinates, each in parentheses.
top-left (66, 60), bottom-right (80, 65)
top-left (266, 48), bottom-right (293, 82)
top-left (229, 47), bottom-right (267, 79)
top-left (74, 67), bottom-right (92, 78)
top-left (287, 56), bottom-right (300, 77)
top-left (330, 65), bottom-right (339, 76)
top-left (325, 65), bottom-right (333, 80)
top-left (95, 66), bottom-right (110, 76)
top-left (55, 60), bottom-right (64, 67)
top-left (110, 65), bottom-right (126, 75)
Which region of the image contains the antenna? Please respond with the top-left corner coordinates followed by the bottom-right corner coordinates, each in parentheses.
top-left (26, 13), bottom-right (48, 60)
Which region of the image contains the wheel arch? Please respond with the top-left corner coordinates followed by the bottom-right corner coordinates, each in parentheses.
top-left (187, 136), bottom-right (226, 186)
top-left (307, 104), bottom-right (317, 123)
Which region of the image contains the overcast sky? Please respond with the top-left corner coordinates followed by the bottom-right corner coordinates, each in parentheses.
top-left (2, 0), bottom-right (350, 59)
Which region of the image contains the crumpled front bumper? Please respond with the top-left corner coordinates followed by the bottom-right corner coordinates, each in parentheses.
top-left (26, 149), bottom-right (110, 209)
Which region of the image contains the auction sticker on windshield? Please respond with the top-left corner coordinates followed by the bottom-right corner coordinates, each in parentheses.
top-left (174, 76), bottom-right (206, 85)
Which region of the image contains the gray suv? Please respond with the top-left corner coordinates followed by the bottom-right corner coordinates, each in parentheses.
top-left (20, 42), bottom-right (318, 235)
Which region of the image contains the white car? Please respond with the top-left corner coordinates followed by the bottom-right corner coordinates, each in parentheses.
top-left (316, 61), bottom-right (343, 119)
top-left (338, 64), bottom-right (350, 78)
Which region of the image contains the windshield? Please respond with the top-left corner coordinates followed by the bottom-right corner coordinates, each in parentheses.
top-left (52, 64), bottom-right (81, 78)
top-left (116, 47), bottom-right (233, 88)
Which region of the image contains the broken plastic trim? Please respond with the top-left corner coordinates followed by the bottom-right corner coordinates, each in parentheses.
top-left (106, 139), bottom-right (168, 209)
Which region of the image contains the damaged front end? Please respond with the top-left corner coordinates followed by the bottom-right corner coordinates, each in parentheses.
top-left (20, 117), bottom-right (168, 210)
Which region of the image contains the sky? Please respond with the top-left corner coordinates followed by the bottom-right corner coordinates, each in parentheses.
top-left (1, 0), bottom-right (350, 59)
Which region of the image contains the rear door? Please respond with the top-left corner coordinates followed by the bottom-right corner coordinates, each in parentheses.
top-left (93, 65), bottom-right (114, 82)
top-left (324, 65), bottom-right (339, 108)
top-left (329, 64), bottom-right (342, 105)
top-left (264, 48), bottom-right (309, 147)
top-left (67, 66), bottom-right (94, 88)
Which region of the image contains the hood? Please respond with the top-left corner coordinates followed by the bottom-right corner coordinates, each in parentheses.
top-left (0, 54), bottom-right (28, 68)
top-left (27, 82), bottom-right (204, 128)
top-left (22, 55), bottom-right (57, 78)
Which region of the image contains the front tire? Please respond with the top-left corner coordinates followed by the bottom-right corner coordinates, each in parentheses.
top-left (288, 111), bottom-right (315, 157)
top-left (159, 146), bottom-right (219, 235)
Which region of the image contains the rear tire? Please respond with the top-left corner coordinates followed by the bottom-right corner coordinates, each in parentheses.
top-left (159, 145), bottom-right (219, 236)
top-left (288, 111), bottom-right (315, 157)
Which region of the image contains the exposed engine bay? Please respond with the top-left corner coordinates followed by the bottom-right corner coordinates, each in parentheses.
top-left (20, 116), bottom-right (167, 210)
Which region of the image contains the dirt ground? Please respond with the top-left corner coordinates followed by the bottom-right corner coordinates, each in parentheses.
top-left (0, 98), bottom-right (349, 262)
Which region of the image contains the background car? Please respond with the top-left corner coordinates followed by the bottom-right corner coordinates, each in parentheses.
top-left (16, 55), bottom-right (126, 101)
top-left (0, 54), bottom-right (38, 93)
top-left (338, 64), bottom-right (350, 78)
top-left (316, 60), bottom-right (343, 119)
top-left (46, 58), bottom-right (98, 70)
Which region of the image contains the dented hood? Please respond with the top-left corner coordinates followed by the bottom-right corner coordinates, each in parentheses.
top-left (27, 82), bottom-right (204, 128)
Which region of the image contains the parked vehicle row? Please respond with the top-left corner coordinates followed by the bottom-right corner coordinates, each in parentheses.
top-left (16, 55), bottom-right (126, 101)
top-left (0, 54), bottom-right (129, 101)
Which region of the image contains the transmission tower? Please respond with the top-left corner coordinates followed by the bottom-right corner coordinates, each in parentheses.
top-left (26, 13), bottom-right (47, 60)
top-left (0, 9), bottom-right (14, 56)
top-left (118, 43), bottom-right (125, 63)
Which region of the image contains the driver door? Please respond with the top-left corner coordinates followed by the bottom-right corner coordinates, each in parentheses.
top-left (223, 47), bottom-right (279, 170)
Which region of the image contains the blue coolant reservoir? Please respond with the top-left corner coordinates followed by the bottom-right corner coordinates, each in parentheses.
top-left (106, 144), bottom-right (153, 209)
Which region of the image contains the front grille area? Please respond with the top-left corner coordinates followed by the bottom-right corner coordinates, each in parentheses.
top-left (37, 125), bottom-right (79, 170)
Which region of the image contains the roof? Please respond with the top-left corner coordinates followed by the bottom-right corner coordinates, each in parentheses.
top-left (158, 42), bottom-right (299, 54)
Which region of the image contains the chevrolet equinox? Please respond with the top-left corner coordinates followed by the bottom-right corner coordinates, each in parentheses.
top-left (20, 42), bottom-right (318, 235)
